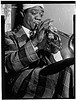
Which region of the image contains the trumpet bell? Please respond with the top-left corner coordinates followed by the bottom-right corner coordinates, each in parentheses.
top-left (68, 34), bottom-right (74, 54)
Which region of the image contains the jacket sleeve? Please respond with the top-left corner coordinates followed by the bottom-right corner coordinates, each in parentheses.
top-left (5, 32), bottom-right (39, 73)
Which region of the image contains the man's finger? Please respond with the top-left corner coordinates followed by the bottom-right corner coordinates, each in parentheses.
top-left (41, 19), bottom-right (54, 27)
top-left (39, 20), bottom-right (53, 32)
top-left (39, 23), bottom-right (50, 32)
top-left (38, 19), bottom-right (51, 29)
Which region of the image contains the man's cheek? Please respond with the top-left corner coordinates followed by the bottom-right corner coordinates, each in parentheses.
top-left (31, 22), bottom-right (35, 28)
top-left (30, 21), bottom-right (36, 29)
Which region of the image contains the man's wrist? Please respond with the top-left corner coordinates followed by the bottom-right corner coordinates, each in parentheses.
top-left (31, 40), bottom-right (38, 51)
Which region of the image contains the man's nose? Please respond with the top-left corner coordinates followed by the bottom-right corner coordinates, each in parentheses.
top-left (35, 14), bottom-right (42, 21)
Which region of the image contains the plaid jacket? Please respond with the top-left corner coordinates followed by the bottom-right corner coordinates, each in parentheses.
top-left (5, 27), bottom-right (74, 98)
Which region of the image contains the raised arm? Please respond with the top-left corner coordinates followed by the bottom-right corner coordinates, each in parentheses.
top-left (5, 31), bottom-right (39, 73)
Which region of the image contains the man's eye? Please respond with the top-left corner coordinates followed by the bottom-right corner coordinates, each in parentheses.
top-left (31, 11), bottom-right (37, 15)
top-left (40, 13), bottom-right (43, 17)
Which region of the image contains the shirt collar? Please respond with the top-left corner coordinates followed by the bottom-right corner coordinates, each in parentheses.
top-left (22, 26), bottom-right (31, 38)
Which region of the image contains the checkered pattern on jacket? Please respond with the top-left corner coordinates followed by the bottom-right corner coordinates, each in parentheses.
top-left (5, 27), bottom-right (74, 98)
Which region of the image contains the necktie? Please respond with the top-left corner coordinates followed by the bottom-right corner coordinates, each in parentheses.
top-left (29, 31), bottom-right (33, 39)
top-left (30, 31), bottom-right (37, 40)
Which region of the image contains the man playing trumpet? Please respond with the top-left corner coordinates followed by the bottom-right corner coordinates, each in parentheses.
top-left (5, 4), bottom-right (73, 98)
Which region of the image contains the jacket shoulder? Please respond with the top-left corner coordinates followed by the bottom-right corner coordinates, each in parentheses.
top-left (5, 26), bottom-right (22, 37)
top-left (5, 31), bottom-right (15, 36)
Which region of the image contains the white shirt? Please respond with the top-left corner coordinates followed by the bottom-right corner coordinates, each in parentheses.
top-left (22, 26), bottom-right (38, 51)
top-left (22, 26), bottom-right (31, 38)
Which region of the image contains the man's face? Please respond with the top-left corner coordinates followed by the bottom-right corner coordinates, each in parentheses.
top-left (23, 6), bottom-right (44, 30)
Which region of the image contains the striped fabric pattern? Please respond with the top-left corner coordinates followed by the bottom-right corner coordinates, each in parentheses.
top-left (5, 27), bottom-right (74, 98)
top-left (11, 66), bottom-right (74, 98)
top-left (5, 27), bottom-right (39, 72)
top-left (25, 40), bottom-right (39, 62)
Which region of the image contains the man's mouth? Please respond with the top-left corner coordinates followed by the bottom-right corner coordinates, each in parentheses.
top-left (31, 21), bottom-right (41, 30)
top-left (34, 20), bottom-right (41, 25)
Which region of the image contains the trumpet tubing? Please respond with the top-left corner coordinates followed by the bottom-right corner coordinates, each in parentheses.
top-left (45, 29), bottom-right (62, 50)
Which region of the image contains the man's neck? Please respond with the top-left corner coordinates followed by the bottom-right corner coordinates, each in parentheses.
top-left (23, 22), bottom-right (31, 31)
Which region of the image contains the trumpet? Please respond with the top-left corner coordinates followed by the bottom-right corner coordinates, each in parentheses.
top-left (32, 22), bottom-right (62, 51)
top-left (68, 34), bottom-right (74, 53)
top-left (45, 28), bottom-right (62, 50)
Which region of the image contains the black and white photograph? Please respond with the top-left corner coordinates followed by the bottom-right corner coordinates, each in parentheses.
top-left (1, 1), bottom-right (75, 99)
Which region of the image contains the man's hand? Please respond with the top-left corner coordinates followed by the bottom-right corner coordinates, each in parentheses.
top-left (31, 19), bottom-right (56, 51)
top-left (31, 19), bottom-right (52, 47)
top-left (36, 19), bottom-right (53, 43)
